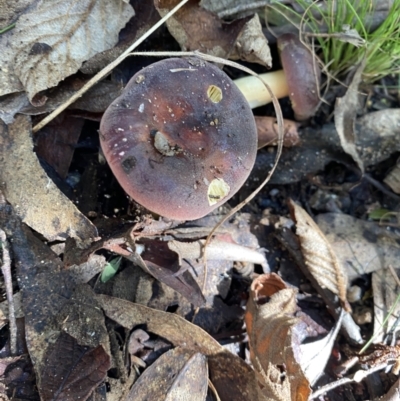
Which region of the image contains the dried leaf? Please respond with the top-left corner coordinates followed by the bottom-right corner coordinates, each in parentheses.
top-left (81, 0), bottom-right (160, 74)
top-left (245, 273), bottom-right (311, 400)
top-left (316, 213), bottom-right (400, 280)
top-left (230, 14), bottom-right (272, 67)
top-left (384, 163), bottom-right (400, 194)
top-left (96, 294), bottom-right (261, 401)
top-left (168, 238), bottom-right (268, 269)
top-left (372, 268), bottom-right (400, 343)
top-left (155, 0), bottom-right (249, 59)
top-left (301, 310), bottom-right (344, 385)
top-left (289, 200), bottom-right (349, 310)
top-left (0, 115), bottom-right (97, 243)
top-left (126, 347), bottom-right (208, 401)
top-left (0, 209), bottom-right (110, 388)
top-left (339, 25), bottom-right (366, 47)
top-left (2, 0), bottom-right (134, 100)
top-left (39, 331), bottom-right (110, 401)
top-left (34, 113), bottom-right (84, 179)
top-left (334, 59), bottom-right (366, 173)
top-left (128, 239), bottom-right (206, 307)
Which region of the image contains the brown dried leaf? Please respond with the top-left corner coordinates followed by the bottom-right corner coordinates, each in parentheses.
top-left (39, 331), bottom-right (110, 401)
top-left (128, 239), bottom-right (206, 307)
top-left (0, 115), bottom-right (97, 243)
top-left (126, 347), bottom-right (208, 401)
top-left (289, 200), bottom-right (349, 309)
top-left (0, 206), bottom-right (110, 379)
top-left (334, 59), bottom-right (366, 173)
top-left (255, 116), bottom-right (300, 148)
top-left (155, 0), bottom-right (249, 59)
top-left (245, 273), bottom-right (311, 401)
top-left (0, 78), bottom-right (123, 124)
top-left (95, 294), bottom-right (261, 401)
top-left (3, 0), bottom-right (134, 100)
top-left (230, 14), bottom-right (272, 67)
top-left (34, 113), bottom-right (84, 179)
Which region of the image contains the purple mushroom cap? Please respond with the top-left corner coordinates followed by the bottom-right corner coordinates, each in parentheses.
top-left (100, 57), bottom-right (257, 220)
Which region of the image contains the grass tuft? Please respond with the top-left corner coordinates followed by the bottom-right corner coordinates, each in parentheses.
top-left (267, 0), bottom-right (400, 82)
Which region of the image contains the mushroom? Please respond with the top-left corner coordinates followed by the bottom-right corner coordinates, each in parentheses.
top-left (100, 57), bottom-right (258, 221)
top-left (234, 33), bottom-right (321, 120)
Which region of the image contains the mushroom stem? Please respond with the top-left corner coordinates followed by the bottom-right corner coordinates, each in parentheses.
top-left (234, 70), bottom-right (289, 109)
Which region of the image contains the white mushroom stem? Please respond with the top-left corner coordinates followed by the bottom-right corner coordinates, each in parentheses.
top-left (234, 70), bottom-right (289, 109)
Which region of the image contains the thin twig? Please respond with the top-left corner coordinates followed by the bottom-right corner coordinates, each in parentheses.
top-left (309, 363), bottom-right (390, 400)
top-left (32, 0), bottom-right (190, 133)
top-left (0, 229), bottom-right (17, 355)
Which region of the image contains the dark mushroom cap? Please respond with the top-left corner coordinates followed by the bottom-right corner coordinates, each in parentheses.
top-left (99, 57), bottom-right (257, 220)
top-left (278, 33), bottom-right (321, 121)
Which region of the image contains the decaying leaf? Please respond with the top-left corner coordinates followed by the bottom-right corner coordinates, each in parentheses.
top-left (168, 238), bottom-right (268, 269)
top-left (384, 162), bottom-right (400, 194)
top-left (289, 200), bottom-right (349, 310)
top-left (371, 268), bottom-right (400, 343)
top-left (301, 310), bottom-right (344, 385)
top-left (126, 347), bottom-right (208, 401)
top-left (39, 331), bottom-right (110, 401)
top-left (339, 25), bottom-right (366, 47)
top-left (255, 116), bottom-right (300, 148)
top-left (0, 206), bottom-right (111, 399)
top-left (0, 115), bottom-right (97, 243)
top-left (1, 0), bottom-right (134, 100)
top-left (230, 14), bottom-right (272, 67)
top-left (0, 78), bottom-right (123, 125)
top-left (334, 59), bottom-right (366, 173)
top-left (34, 113), bottom-right (84, 179)
top-left (245, 273), bottom-right (311, 401)
top-left (316, 213), bottom-right (400, 280)
top-left (96, 294), bottom-right (261, 401)
top-left (80, 0), bottom-right (160, 74)
top-left (155, 0), bottom-right (249, 59)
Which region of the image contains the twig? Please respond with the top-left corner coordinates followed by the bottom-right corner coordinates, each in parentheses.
top-left (309, 363), bottom-right (389, 400)
top-left (0, 229), bottom-right (17, 355)
top-left (32, 0), bottom-right (190, 133)
top-left (363, 173), bottom-right (400, 201)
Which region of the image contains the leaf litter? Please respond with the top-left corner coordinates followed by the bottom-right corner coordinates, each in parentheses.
top-left (0, 0), bottom-right (400, 400)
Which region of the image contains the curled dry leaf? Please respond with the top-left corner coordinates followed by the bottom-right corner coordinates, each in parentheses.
top-left (95, 294), bottom-right (261, 401)
top-left (39, 331), bottom-right (111, 401)
top-left (384, 163), bottom-right (400, 194)
top-left (126, 347), bottom-right (208, 401)
top-left (315, 213), bottom-right (400, 280)
top-left (289, 200), bottom-right (350, 310)
top-left (334, 59), bottom-right (366, 173)
top-left (245, 273), bottom-right (311, 401)
top-left (0, 115), bottom-right (97, 243)
top-left (230, 14), bottom-right (272, 67)
top-left (2, 0), bottom-right (134, 100)
top-left (255, 116), bottom-right (300, 148)
top-left (155, 0), bottom-right (249, 59)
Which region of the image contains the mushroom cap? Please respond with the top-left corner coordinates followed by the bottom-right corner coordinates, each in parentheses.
top-left (99, 57), bottom-right (257, 220)
top-left (278, 33), bottom-right (321, 120)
